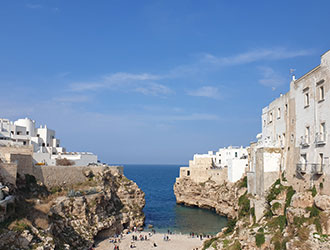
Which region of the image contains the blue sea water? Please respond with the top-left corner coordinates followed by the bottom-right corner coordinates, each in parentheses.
top-left (123, 164), bottom-right (228, 235)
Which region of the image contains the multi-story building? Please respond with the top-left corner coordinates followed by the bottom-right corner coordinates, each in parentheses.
top-left (248, 50), bottom-right (330, 196)
top-left (0, 117), bottom-right (98, 166)
top-left (178, 146), bottom-right (248, 183)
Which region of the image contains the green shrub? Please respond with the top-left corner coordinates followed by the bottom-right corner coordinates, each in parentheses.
top-left (225, 218), bottom-right (237, 235)
top-left (250, 207), bottom-right (256, 223)
top-left (255, 232), bottom-right (265, 247)
top-left (285, 186), bottom-right (296, 211)
top-left (314, 217), bottom-right (322, 234)
top-left (239, 176), bottom-right (247, 189)
top-left (266, 179), bottom-right (284, 204)
top-left (238, 192), bottom-right (250, 217)
top-left (311, 185), bottom-right (317, 197)
top-left (229, 240), bottom-right (241, 250)
top-left (274, 241), bottom-right (281, 250)
top-left (308, 204), bottom-right (321, 218)
top-left (272, 202), bottom-right (281, 211)
top-left (203, 237), bottom-right (218, 250)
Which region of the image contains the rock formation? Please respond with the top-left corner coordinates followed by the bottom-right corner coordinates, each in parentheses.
top-left (0, 167), bottom-right (145, 250)
top-left (202, 178), bottom-right (330, 249)
top-left (174, 176), bottom-right (247, 218)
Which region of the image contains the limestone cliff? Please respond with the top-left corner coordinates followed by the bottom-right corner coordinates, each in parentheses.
top-left (173, 176), bottom-right (247, 219)
top-left (0, 167), bottom-right (145, 250)
top-left (202, 178), bottom-right (330, 250)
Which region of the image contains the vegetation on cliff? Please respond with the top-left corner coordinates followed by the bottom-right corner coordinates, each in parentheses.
top-left (0, 168), bottom-right (145, 250)
top-left (202, 175), bottom-right (330, 249)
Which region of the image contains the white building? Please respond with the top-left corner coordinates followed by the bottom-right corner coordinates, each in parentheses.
top-left (0, 118), bottom-right (98, 166)
top-left (248, 50), bottom-right (330, 196)
top-left (179, 146), bottom-right (248, 183)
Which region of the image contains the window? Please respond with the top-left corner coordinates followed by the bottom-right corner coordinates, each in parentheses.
top-left (304, 92), bottom-right (310, 107)
top-left (235, 152), bottom-right (238, 158)
top-left (187, 170), bottom-right (190, 176)
top-left (285, 104), bottom-right (288, 115)
top-left (320, 153), bottom-right (324, 165)
top-left (47, 143), bottom-right (49, 147)
top-left (37, 134), bottom-right (40, 137)
top-left (269, 112), bottom-right (273, 123)
top-left (277, 108), bottom-right (281, 119)
top-left (26, 131), bottom-right (29, 135)
top-left (57, 144), bottom-right (60, 147)
top-left (42, 143), bottom-right (45, 147)
top-left (23, 141), bottom-right (26, 145)
top-left (305, 126), bottom-right (310, 144)
top-left (320, 122), bottom-right (326, 141)
top-left (17, 131), bottom-right (20, 135)
top-left (319, 85), bottom-right (325, 101)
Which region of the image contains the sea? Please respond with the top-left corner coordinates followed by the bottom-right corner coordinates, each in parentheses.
top-left (123, 164), bottom-right (228, 235)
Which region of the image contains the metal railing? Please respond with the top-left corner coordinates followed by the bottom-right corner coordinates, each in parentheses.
top-left (311, 164), bottom-right (325, 174)
top-left (296, 163), bottom-right (326, 175)
top-left (296, 163), bottom-right (307, 174)
top-left (300, 136), bottom-right (310, 147)
top-left (315, 132), bottom-right (326, 145)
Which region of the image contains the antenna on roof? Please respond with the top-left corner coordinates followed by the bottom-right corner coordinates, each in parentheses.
top-left (290, 68), bottom-right (296, 81)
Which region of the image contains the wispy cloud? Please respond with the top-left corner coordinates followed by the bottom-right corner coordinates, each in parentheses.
top-left (187, 86), bottom-right (221, 99)
top-left (26, 4), bottom-right (42, 9)
top-left (200, 48), bottom-right (313, 66)
top-left (258, 66), bottom-right (286, 90)
top-left (69, 72), bottom-right (171, 96)
top-left (135, 82), bottom-right (173, 96)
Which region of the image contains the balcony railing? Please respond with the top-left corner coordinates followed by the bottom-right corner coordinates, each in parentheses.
top-left (296, 163), bottom-right (307, 174)
top-left (315, 132), bottom-right (326, 146)
top-left (296, 163), bottom-right (326, 175)
top-left (311, 164), bottom-right (325, 175)
top-left (300, 136), bottom-right (310, 147)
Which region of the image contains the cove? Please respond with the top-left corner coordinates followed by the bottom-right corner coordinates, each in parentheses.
top-left (123, 164), bottom-right (228, 235)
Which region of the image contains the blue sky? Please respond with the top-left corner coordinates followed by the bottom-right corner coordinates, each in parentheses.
top-left (1, 0), bottom-right (330, 164)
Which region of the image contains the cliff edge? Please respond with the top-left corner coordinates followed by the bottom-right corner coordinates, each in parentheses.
top-left (0, 167), bottom-right (145, 250)
top-left (173, 176), bottom-right (247, 219)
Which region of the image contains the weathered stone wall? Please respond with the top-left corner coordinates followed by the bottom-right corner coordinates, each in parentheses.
top-left (0, 162), bottom-right (17, 185)
top-left (32, 165), bottom-right (123, 188)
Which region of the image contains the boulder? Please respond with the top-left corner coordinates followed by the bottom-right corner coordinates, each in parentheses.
top-left (314, 194), bottom-right (330, 211)
top-left (290, 192), bottom-right (313, 208)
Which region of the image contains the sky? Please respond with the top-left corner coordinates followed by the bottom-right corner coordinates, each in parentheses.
top-left (1, 0), bottom-right (330, 164)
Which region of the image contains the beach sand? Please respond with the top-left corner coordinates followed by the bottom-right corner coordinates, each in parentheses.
top-left (95, 231), bottom-right (204, 250)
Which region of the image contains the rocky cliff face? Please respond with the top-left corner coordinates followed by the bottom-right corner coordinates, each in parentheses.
top-left (0, 167), bottom-right (145, 250)
top-left (202, 179), bottom-right (330, 250)
top-left (173, 176), bottom-right (247, 219)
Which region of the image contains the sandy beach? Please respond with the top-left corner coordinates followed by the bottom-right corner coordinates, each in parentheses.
top-left (95, 231), bottom-right (204, 250)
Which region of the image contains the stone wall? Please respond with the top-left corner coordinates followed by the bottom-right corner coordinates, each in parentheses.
top-left (32, 165), bottom-right (123, 188)
top-left (0, 162), bottom-right (17, 185)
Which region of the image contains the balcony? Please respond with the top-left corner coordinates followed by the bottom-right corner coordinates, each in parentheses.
top-left (315, 132), bottom-right (326, 146)
top-left (296, 163), bottom-right (307, 174)
top-left (311, 164), bottom-right (325, 175)
top-left (300, 136), bottom-right (310, 147)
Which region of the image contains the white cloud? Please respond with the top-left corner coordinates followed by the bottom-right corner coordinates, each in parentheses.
top-left (134, 82), bottom-right (173, 96)
top-left (200, 48), bottom-right (312, 66)
top-left (187, 86), bottom-right (220, 99)
top-left (69, 72), bottom-right (172, 96)
top-left (258, 66), bottom-right (286, 90)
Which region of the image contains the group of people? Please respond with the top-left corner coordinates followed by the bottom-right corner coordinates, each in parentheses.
top-left (189, 232), bottom-right (211, 240)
